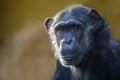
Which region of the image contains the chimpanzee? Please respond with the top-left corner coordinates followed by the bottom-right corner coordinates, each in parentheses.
top-left (44, 5), bottom-right (120, 80)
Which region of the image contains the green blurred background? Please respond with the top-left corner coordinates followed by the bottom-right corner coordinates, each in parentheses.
top-left (0, 0), bottom-right (120, 80)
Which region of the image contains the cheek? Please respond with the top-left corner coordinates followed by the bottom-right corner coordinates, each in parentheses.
top-left (55, 34), bottom-right (63, 46)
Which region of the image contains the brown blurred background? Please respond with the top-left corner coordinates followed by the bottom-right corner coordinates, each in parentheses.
top-left (0, 0), bottom-right (120, 80)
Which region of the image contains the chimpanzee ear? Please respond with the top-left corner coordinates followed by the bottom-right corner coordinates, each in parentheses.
top-left (44, 17), bottom-right (54, 31)
top-left (88, 9), bottom-right (105, 32)
top-left (88, 9), bottom-right (101, 24)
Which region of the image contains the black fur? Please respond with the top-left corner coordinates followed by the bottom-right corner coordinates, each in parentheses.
top-left (44, 5), bottom-right (120, 80)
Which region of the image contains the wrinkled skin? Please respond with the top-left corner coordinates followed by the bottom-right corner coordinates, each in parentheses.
top-left (44, 5), bottom-right (120, 80)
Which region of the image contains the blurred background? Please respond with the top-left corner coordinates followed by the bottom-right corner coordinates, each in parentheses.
top-left (0, 0), bottom-right (120, 80)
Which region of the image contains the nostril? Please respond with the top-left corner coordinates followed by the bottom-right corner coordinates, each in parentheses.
top-left (67, 40), bottom-right (72, 44)
top-left (64, 40), bottom-right (72, 45)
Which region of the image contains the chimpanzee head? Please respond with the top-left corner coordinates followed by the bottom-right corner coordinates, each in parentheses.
top-left (44, 5), bottom-right (111, 67)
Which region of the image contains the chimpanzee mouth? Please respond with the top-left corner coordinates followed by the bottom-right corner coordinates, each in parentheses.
top-left (62, 56), bottom-right (76, 61)
top-left (61, 55), bottom-right (80, 65)
top-left (63, 57), bottom-right (74, 62)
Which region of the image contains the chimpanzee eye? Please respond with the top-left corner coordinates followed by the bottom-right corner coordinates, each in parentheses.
top-left (56, 27), bottom-right (64, 32)
top-left (71, 25), bottom-right (79, 30)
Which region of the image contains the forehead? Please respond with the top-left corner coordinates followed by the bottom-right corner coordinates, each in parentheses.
top-left (53, 6), bottom-right (91, 25)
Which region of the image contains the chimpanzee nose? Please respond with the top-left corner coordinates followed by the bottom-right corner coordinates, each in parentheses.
top-left (63, 39), bottom-right (72, 45)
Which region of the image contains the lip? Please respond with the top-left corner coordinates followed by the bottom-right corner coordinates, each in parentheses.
top-left (62, 55), bottom-right (76, 61)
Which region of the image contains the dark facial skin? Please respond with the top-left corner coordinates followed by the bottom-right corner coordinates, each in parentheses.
top-left (45, 5), bottom-right (120, 80)
top-left (44, 6), bottom-right (103, 66)
top-left (44, 6), bottom-right (102, 66)
top-left (55, 20), bottom-right (83, 65)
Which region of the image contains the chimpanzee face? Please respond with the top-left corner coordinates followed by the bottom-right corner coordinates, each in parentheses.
top-left (54, 19), bottom-right (84, 65)
top-left (44, 5), bottom-right (104, 66)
